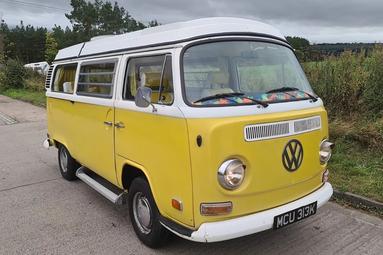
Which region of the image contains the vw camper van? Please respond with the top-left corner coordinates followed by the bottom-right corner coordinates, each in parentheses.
top-left (44, 17), bottom-right (334, 247)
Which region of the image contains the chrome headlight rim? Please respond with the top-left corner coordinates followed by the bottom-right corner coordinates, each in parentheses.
top-left (217, 159), bottom-right (246, 190)
top-left (319, 139), bottom-right (334, 165)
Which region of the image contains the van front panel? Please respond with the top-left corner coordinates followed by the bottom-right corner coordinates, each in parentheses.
top-left (187, 106), bottom-right (328, 227)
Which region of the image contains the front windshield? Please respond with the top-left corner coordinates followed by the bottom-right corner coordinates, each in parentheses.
top-left (182, 40), bottom-right (314, 106)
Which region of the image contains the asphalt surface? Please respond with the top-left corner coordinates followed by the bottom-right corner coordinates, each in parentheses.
top-left (0, 95), bottom-right (383, 255)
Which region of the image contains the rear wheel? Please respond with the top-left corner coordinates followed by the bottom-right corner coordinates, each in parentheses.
top-left (58, 144), bottom-right (79, 181)
top-left (128, 177), bottom-right (169, 248)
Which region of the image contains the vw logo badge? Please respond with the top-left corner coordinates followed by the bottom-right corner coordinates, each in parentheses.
top-left (282, 139), bottom-right (304, 171)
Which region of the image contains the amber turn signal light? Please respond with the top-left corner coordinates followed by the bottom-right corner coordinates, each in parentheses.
top-left (172, 198), bottom-right (183, 211)
top-left (200, 202), bottom-right (233, 216)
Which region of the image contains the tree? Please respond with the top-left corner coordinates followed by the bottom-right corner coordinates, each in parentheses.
top-left (148, 20), bottom-right (160, 27)
top-left (286, 36), bottom-right (310, 50)
top-left (65, 0), bottom-right (98, 40)
top-left (0, 0), bottom-right (155, 65)
top-left (45, 32), bottom-right (58, 63)
top-left (65, 0), bottom-right (148, 39)
top-left (1, 21), bottom-right (47, 63)
top-left (286, 36), bottom-right (316, 62)
top-left (52, 25), bottom-right (87, 49)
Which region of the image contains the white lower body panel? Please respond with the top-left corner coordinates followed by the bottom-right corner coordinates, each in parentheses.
top-left (165, 182), bottom-right (333, 243)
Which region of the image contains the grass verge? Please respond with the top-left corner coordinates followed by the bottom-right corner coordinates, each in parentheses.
top-left (329, 119), bottom-right (383, 203)
top-left (331, 196), bottom-right (383, 219)
top-left (2, 89), bottom-right (46, 107)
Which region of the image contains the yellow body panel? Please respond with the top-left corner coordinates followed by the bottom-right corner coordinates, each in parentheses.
top-left (47, 98), bottom-right (118, 185)
top-left (47, 98), bottom-right (75, 151)
top-left (186, 106), bottom-right (328, 228)
top-left (114, 108), bottom-right (194, 227)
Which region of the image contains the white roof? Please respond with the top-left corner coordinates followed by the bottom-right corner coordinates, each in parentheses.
top-left (55, 17), bottom-right (286, 61)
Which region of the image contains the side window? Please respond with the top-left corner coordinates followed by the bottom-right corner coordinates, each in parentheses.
top-left (77, 62), bottom-right (116, 98)
top-left (124, 55), bottom-right (174, 105)
top-left (52, 64), bottom-right (78, 93)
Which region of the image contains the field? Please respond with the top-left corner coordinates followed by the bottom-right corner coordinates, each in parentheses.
top-left (329, 121), bottom-right (383, 201)
top-left (304, 49), bottom-right (383, 202)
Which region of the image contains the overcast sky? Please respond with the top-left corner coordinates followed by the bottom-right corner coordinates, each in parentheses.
top-left (0, 0), bottom-right (382, 43)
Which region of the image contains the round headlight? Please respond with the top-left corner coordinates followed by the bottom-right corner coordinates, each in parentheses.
top-left (320, 139), bottom-right (334, 164)
top-left (218, 159), bottom-right (245, 190)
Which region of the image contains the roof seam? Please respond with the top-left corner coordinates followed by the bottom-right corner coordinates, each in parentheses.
top-left (55, 32), bottom-right (288, 62)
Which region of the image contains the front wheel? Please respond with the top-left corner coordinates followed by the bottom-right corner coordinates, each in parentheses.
top-left (128, 177), bottom-right (169, 248)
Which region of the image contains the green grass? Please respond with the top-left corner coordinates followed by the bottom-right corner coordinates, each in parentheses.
top-left (329, 126), bottom-right (383, 202)
top-left (2, 88), bottom-right (46, 107)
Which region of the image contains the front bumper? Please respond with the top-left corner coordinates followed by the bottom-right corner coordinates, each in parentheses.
top-left (163, 182), bottom-right (333, 242)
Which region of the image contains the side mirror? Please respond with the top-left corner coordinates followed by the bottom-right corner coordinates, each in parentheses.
top-left (135, 87), bottom-right (152, 108)
top-left (135, 87), bottom-right (157, 112)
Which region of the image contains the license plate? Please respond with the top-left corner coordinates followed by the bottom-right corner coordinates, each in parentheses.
top-left (273, 202), bottom-right (317, 229)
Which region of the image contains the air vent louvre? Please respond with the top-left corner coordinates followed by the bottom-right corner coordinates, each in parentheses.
top-left (244, 116), bottom-right (321, 141)
top-left (45, 65), bottom-right (54, 89)
top-left (294, 117), bottom-right (321, 133)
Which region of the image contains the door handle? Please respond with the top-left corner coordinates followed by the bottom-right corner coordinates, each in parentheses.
top-left (115, 122), bottom-right (125, 129)
top-left (103, 121), bottom-right (113, 127)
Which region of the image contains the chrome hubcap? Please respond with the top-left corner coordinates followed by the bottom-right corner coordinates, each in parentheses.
top-left (133, 192), bottom-right (152, 234)
top-left (59, 148), bottom-right (68, 173)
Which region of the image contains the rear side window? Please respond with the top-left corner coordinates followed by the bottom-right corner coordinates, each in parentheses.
top-left (124, 55), bottom-right (173, 105)
top-left (52, 64), bottom-right (78, 93)
top-left (77, 61), bottom-right (116, 98)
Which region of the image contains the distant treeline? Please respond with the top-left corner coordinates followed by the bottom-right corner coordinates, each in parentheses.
top-left (310, 43), bottom-right (380, 56)
top-left (0, 0), bottom-right (159, 64)
top-left (0, 1), bottom-right (380, 65)
top-left (286, 36), bottom-right (381, 62)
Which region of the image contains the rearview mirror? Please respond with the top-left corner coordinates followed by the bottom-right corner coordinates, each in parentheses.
top-left (135, 87), bottom-right (152, 108)
top-left (135, 87), bottom-right (157, 112)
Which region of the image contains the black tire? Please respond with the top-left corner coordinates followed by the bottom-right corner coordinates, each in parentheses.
top-left (128, 177), bottom-right (169, 248)
top-left (58, 144), bottom-right (80, 181)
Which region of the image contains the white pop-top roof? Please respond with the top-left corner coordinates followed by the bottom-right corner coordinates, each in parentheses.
top-left (55, 17), bottom-right (286, 61)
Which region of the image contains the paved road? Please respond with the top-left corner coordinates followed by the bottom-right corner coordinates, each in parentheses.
top-left (0, 95), bottom-right (383, 255)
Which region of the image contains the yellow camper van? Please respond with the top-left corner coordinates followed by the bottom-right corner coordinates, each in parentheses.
top-left (44, 17), bottom-right (334, 247)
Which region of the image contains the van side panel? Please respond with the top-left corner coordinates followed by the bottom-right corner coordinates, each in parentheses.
top-left (70, 102), bottom-right (117, 185)
top-left (187, 106), bottom-right (329, 228)
top-left (47, 97), bottom-right (76, 156)
top-left (114, 108), bottom-right (194, 227)
top-left (47, 97), bottom-right (118, 185)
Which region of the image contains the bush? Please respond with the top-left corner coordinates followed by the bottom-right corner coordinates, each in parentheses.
top-left (330, 118), bottom-right (383, 152)
top-left (0, 69), bottom-right (5, 91)
top-left (304, 47), bottom-right (383, 118)
top-left (363, 49), bottom-right (383, 117)
top-left (0, 60), bottom-right (45, 92)
top-left (1, 59), bottom-right (26, 90)
top-left (24, 68), bottom-right (46, 92)
top-left (304, 51), bottom-right (369, 117)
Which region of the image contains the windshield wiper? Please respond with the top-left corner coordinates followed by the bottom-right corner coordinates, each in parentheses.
top-left (194, 92), bottom-right (268, 107)
top-left (266, 86), bottom-right (318, 102)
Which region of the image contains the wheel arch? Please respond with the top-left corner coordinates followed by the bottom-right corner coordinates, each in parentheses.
top-left (122, 164), bottom-right (149, 190)
top-left (120, 161), bottom-right (155, 196)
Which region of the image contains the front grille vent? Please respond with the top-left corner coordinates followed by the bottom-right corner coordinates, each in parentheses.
top-left (244, 116), bottom-right (321, 141)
